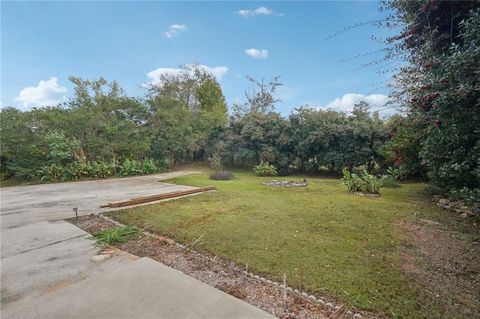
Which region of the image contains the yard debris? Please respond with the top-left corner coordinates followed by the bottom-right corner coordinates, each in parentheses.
top-left (100, 185), bottom-right (216, 208)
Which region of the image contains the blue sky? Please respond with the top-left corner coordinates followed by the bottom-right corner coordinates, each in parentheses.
top-left (1, 1), bottom-right (396, 115)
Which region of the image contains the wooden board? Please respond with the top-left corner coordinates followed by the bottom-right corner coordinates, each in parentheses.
top-left (100, 185), bottom-right (216, 208)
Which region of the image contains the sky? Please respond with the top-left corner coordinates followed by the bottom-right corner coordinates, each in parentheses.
top-left (1, 1), bottom-right (397, 116)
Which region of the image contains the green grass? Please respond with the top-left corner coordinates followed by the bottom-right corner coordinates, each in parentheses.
top-left (105, 171), bottom-right (468, 318)
top-left (0, 179), bottom-right (26, 187)
top-left (90, 226), bottom-right (141, 247)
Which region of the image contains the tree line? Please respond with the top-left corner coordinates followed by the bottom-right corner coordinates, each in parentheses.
top-left (1, 67), bottom-right (395, 182)
top-left (1, 1), bottom-right (478, 205)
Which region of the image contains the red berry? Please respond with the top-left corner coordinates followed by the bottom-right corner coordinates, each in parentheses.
top-left (434, 120), bottom-right (441, 128)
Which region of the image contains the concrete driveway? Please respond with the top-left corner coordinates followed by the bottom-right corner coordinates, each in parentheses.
top-left (0, 172), bottom-right (274, 319)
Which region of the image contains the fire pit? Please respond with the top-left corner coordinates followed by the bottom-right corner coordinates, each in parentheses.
top-left (262, 179), bottom-right (308, 188)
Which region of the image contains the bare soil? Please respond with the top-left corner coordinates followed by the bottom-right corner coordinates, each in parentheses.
top-left (398, 218), bottom-right (480, 318)
top-left (70, 214), bottom-right (383, 319)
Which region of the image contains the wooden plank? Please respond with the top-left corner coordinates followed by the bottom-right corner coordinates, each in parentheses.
top-left (101, 185), bottom-right (216, 208)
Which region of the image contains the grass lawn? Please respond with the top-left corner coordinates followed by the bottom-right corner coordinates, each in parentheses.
top-left (106, 171), bottom-right (469, 318)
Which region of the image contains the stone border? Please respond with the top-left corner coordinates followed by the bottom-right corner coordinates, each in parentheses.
top-left (262, 180), bottom-right (308, 188)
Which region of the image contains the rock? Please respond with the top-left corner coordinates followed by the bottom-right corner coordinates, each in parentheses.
top-left (286, 287), bottom-right (293, 293)
top-left (461, 211), bottom-right (474, 218)
top-left (325, 302), bottom-right (334, 310)
top-left (346, 310), bottom-right (353, 315)
top-left (438, 198), bottom-right (449, 205)
top-left (301, 292), bottom-right (308, 298)
top-left (90, 254), bottom-right (110, 262)
top-left (437, 203), bottom-right (450, 210)
top-left (353, 314), bottom-right (362, 319)
top-left (308, 295), bottom-right (316, 302)
top-left (293, 289), bottom-right (300, 294)
top-left (316, 299), bottom-right (326, 306)
top-left (456, 207), bottom-right (473, 215)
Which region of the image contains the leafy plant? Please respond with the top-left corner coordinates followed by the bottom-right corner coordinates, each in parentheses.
top-left (91, 226), bottom-right (141, 247)
top-left (342, 168), bottom-right (381, 195)
top-left (380, 175), bottom-right (399, 188)
top-left (119, 159), bottom-right (160, 176)
top-left (253, 163), bottom-right (277, 176)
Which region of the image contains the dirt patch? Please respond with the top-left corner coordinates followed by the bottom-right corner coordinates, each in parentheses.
top-left (398, 218), bottom-right (480, 318)
top-left (69, 214), bottom-right (383, 319)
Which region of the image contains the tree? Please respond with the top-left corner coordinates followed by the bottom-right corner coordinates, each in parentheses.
top-left (384, 1), bottom-right (480, 198)
top-left (146, 65), bottom-right (228, 163)
top-left (65, 77), bottom-right (150, 161)
top-left (288, 104), bottom-right (387, 174)
top-left (233, 75), bottom-right (283, 115)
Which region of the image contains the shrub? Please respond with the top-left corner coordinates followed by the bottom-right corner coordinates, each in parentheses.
top-left (119, 159), bottom-right (161, 176)
top-left (209, 171), bottom-right (235, 180)
top-left (209, 153), bottom-right (223, 172)
top-left (380, 166), bottom-right (401, 188)
top-left (380, 175), bottom-right (400, 188)
top-left (342, 168), bottom-right (381, 195)
top-left (35, 158), bottom-right (163, 182)
top-left (449, 187), bottom-right (480, 207)
top-left (36, 164), bottom-right (66, 182)
top-left (253, 163), bottom-right (277, 176)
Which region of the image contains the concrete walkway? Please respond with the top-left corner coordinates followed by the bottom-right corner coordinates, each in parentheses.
top-left (1, 172), bottom-right (274, 319)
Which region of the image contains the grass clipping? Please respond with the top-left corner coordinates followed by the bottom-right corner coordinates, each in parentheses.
top-left (90, 226), bottom-right (141, 247)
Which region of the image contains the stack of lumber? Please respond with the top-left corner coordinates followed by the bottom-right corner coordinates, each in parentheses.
top-left (100, 185), bottom-right (216, 208)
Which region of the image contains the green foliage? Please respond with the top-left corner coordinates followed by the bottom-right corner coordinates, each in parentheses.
top-left (208, 153), bottom-right (223, 172)
top-left (147, 65), bottom-right (228, 164)
top-left (45, 131), bottom-right (78, 164)
top-left (36, 158), bottom-right (161, 182)
top-left (449, 187), bottom-right (480, 207)
top-left (288, 105), bottom-right (388, 174)
top-left (91, 226), bottom-right (141, 247)
top-left (342, 168), bottom-right (381, 194)
top-left (380, 115), bottom-right (426, 178)
top-left (253, 163), bottom-right (278, 176)
top-left (119, 159), bottom-right (159, 177)
top-left (385, 2), bottom-right (480, 196)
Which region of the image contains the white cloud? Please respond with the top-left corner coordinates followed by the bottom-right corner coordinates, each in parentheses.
top-left (164, 24), bottom-right (187, 38)
top-left (323, 93), bottom-right (390, 112)
top-left (237, 7), bottom-right (280, 17)
top-left (15, 77), bottom-right (68, 108)
top-left (146, 64), bottom-right (229, 86)
top-left (245, 48), bottom-right (269, 59)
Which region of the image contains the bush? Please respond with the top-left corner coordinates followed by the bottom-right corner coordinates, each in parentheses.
top-left (380, 166), bottom-right (401, 188)
top-left (380, 175), bottom-right (400, 188)
top-left (253, 163), bottom-right (277, 176)
top-left (209, 154), bottom-right (223, 172)
top-left (36, 164), bottom-right (67, 182)
top-left (449, 187), bottom-right (480, 207)
top-left (119, 158), bottom-right (161, 176)
top-left (35, 158), bottom-right (163, 182)
top-left (342, 168), bottom-right (381, 194)
top-left (209, 171), bottom-right (235, 180)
